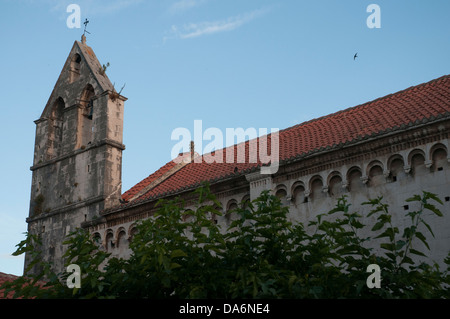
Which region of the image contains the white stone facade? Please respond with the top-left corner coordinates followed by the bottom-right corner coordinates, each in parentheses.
top-left (89, 121), bottom-right (450, 268)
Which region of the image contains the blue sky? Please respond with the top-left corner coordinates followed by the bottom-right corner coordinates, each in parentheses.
top-left (0, 0), bottom-right (449, 276)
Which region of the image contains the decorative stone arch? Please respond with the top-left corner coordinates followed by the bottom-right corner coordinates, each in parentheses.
top-left (290, 181), bottom-right (305, 196)
top-left (387, 154), bottom-right (406, 182)
top-left (367, 160), bottom-right (385, 187)
top-left (309, 175), bottom-right (325, 200)
top-left (274, 184), bottom-right (288, 205)
top-left (92, 232), bottom-right (102, 248)
top-left (69, 53), bottom-right (81, 83)
top-left (128, 224), bottom-right (138, 241)
top-left (407, 148), bottom-right (426, 166)
top-left (346, 166), bottom-right (364, 192)
top-left (47, 97), bottom-right (65, 159)
top-left (77, 84), bottom-right (95, 148)
top-left (327, 171), bottom-right (343, 197)
top-left (429, 143), bottom-right (448, 172)
top-left (274, 184), bottom-right (287, 198)
top-left (80, 83), bottom-right (95, 106)
top-left (105, 229), bottom-right (115, 252)
top-left (225, 199), bottom-right (239, 224)
top-left (114, 226), bottom-right (127, 247)
top-left (291, 181), bottom-right (307, 205)
top-left (115, 227), bottom-right (127, 249)
top-left (240, 194), bottom-right (250, 209)
top-left (226, 199), bottom-right (239, 211)
top-left (366, 160), bottom-right (383, 176)
top-left (114, 226), bottom-right (126, 239)
top-left (407, 148), bottom-right (427, 176)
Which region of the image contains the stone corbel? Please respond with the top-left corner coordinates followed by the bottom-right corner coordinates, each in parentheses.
top-left (286, 196), bottom-right (294, 205)
top-left (304, 190), bottom-right (311, 198)
top-left (404, 165), bottom-right (411, 174)
top-left (425, 160), bottom-right (433, 169)
top-left (360, 175), bottom-right (369, 184)
top-left (342, 181), bottom-right (349, 191)
top-left (383, 170), bottom-right (390, 179)
top-left (322, 186), bottom-right (329, 194)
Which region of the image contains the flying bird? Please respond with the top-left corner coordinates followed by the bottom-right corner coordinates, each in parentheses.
top-left (354, 53), bottom-right (358, 60)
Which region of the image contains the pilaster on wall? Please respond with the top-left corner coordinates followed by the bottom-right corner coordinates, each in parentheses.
top-left (245, 171), bottom-right (273, 200)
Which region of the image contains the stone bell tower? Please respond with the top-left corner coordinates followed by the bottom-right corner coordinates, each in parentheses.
top-left (25, 35), bottom-right (126, 275)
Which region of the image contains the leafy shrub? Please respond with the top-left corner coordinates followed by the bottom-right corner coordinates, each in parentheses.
top-left (2, 185), bottom-right (449, 298)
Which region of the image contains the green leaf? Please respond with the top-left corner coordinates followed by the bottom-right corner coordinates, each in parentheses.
top-left (366, 206), bottom-right (384, 218)
top-left (422, 220), bottom-right (435, 238)
top-left (380, 243), bottom-right (395, 252)
top-left (170, 263), bottom-right (182, 270)
top-left (395, 240), bottom-right (406, 250)
top-left (402, 256), bottom-right (414, 265)
top-left (328, 207), bottom-right (344, 215)
top-left (410, 249), bottom-right (426, 257)
top-left (170, 249), bottom-right (187, 259)
top-left (351, 220), bottom-right (365, 229)
top-left (415, 232), bottom-right (430, 250)
top-left (371, 220), bottom-right (386, 232)
top-left (385, 252), bottom-right (397, 261)
top-left (406, 195), bottom-right (422, 203)
top-left (424, 203), bottom-right (443, 217)
top-left (423, 191), bottom-right (443, 205)
top-left (375, 228), bottom-right (395, 241)
top-left (402, 227), bottom-right (412, 239)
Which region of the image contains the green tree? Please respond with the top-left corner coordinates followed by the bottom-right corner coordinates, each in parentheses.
top-left (2, 184), bottom-right (449, 298)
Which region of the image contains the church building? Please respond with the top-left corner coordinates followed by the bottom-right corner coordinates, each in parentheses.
top-left (26, 38), bottom-right (450, 275)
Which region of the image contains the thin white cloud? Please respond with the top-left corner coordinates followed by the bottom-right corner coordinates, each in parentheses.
top-left (168, 7), bottom-right (270, 40)
top-left (169, 0), bottom-right (208, 14)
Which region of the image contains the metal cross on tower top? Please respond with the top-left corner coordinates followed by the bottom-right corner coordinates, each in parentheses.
top-left (83, 18), bottom-right (90, 37)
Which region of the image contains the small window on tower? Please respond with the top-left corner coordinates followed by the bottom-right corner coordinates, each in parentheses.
top-left (69, 54), bottom-right (81, 83)
top-left (78, 84), bottom-right (95, 148)
top-left (47, 97), bottom-right (65, 159)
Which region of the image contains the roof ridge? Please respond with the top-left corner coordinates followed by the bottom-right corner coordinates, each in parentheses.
top-left (75, 41), bottom-right (114, 92)
top-left (39, 40), bottom-right (116, 120)
top-left (113, 73), bottom-right (450, 210)
top-left (126, 156), bottom-right (195, 202)
top-left (177, 74), bottom-right (450, 162)
top-left (279, 74), bottom-right (450, 134)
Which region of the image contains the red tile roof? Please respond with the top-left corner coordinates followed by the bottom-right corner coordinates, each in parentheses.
top-left (0, 272), bottom-right (19, 299)
top-left (122, 159), bottom-right (179, 202)
top-left (116, 74), bottom-right (450, 210)
top-left (0, 272), bottom-right (49, 299)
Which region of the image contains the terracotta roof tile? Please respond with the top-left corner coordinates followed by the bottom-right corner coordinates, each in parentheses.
top-left (118, 74), bottom-right (450, 208)
top-left (0, 272), bottom-right (19, 299)
top-left (0, 272), bottom-right (48, 299)
top-left (122, 160), bottom-right (178, 202)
